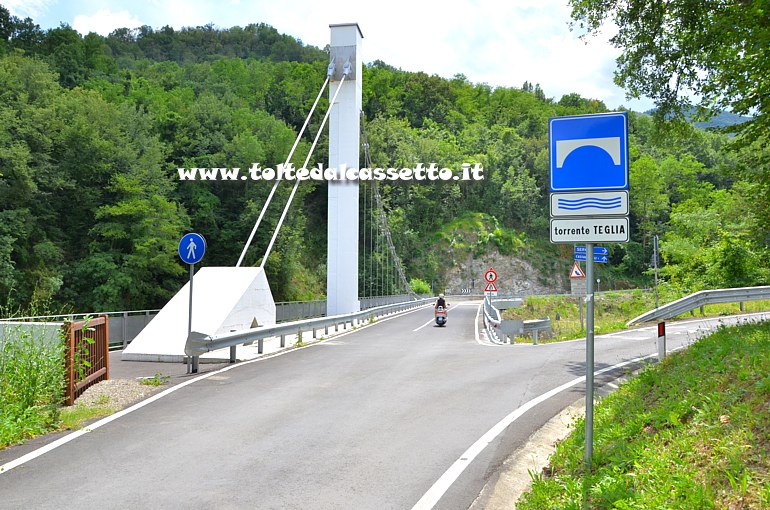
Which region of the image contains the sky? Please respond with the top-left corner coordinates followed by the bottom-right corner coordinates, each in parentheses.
top-left (4, 0), bottom-right (655, 112)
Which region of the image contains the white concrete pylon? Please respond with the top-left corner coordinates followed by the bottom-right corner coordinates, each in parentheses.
top-left (121, 267), bottom-right (276, 362)
top-left (327, 23), bottom-right (363, 316)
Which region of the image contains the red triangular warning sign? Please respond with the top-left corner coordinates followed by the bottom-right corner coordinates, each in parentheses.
top-left (569, 262), bottom-right (586, 279)
top-left (485, 282), bottom-right (498, 292)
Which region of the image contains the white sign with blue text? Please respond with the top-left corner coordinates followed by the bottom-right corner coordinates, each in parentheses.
top-left (549, 112), bottom-right (630, 244)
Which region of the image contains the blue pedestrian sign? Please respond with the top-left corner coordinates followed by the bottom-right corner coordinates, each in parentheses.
top-left (178, 233), bottom-right (206, 265)
top-left (550, 112), bottom-right (628, 192)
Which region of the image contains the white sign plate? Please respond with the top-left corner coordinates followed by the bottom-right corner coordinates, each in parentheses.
top-left (551, 191), bottom-right (628, 217)
top-left (550, 217), bottom-right (630, 243)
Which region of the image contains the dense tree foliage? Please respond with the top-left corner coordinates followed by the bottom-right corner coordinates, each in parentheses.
top-left (569, 0), bottom-right (769, 145)
top-left (0, 4), bottom-right (767, 313)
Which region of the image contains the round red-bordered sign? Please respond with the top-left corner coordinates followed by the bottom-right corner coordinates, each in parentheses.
top-left (484, 268), bottom-right (498, 283)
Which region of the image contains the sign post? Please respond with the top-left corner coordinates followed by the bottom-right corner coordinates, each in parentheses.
top-left (653, 234), bottom-right (660, 309)
top-left (179, 233), bottom-right (206, 373)
top-left (549, 112), bottom-right (629, 474)
top-left (585, 244), bottom-right (595, 470)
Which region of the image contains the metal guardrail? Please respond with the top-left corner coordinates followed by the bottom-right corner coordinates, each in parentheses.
top-left (185, 298), bottom-right (434, 357)
top-left (628, 285), bottom-right (770, 325)
top-left (482, 297), bottom-right (550, 345)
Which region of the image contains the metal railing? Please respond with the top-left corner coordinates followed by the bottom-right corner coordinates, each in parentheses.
top-left (0, 309), bottom-right (159, 349)
top-left (63, 316), bottom-right (110, 405)
top-left (275, 301), bottom-right (326, 322)
top-left (628, 285), bottom-right (770, 325)
top-left (0, 296), bottom-right (429, 350)
top-left (185, 298), bottom-right (434, 357)
top-left (275, 295), bottom-right (423, 322)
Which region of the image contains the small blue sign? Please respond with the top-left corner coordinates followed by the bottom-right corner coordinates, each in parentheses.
top-left (550, 112), bottom-right (628, 192)
top-left (575, 246), bottom-right (609, 255)
top-left (575, 253), bottom-right (609, 263)
top-left (178, 233), bottom-right (206, 265)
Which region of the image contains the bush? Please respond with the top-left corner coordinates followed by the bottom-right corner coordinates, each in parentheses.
top-left (409, 277), bottom-right (432, 295)
top-left (0, 324), bottom-right (65, 448)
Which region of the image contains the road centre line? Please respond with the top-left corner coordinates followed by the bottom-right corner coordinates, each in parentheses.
top-left (0, 303), bottom-right (433, 476)
top-left (413, 318), bottom-right (436, 332)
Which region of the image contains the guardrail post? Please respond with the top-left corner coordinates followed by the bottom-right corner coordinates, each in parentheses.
top-left (740, 301), bottom-right (744, 312)
top-left (230, 345), bottom-right (236, 363)
top-left (700, 305), bottom-right (705, 315)
top-left (313, 327), bottom-right (317, 339)
top-left (533, 330), bottom-right (539, 345)
top-left (325, 324), bottom-right (329, 335)
top-left (258, 338), bottom-right (264, 353)
top-left (280, 334), bottom-right (285, 348)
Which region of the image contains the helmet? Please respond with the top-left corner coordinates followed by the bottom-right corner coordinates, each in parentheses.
top-left (439, 293), bottom-right (444, 298)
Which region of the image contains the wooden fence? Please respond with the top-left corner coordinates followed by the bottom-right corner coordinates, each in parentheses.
top-left (63, 316), bottom-right (110, 406)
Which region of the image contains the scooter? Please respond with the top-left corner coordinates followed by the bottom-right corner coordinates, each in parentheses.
top-left (435, 305), bottom-right (447, 327)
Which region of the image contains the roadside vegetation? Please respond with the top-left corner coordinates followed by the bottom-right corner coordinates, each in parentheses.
top-left (502, 288), bottom-right (770, 342)
top-left (0, 323), bottom-right (64, 448)
top-left (0, 305), bottom-right (117, 449)
top-left (517, 320), bottom-right (770, 509)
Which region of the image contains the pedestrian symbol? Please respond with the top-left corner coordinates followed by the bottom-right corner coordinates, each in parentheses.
top-left (187, 238), bottom-right (197, 259)
top-left (178, 233), bottom-right (206, 265)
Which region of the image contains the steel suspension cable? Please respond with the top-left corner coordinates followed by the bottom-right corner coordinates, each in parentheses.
top-left (360, 111), bottom-right (412, 296)
top-left (236, 74), bottom-right (331, 267)
top-left (259, 72), bottom-right (349, 270)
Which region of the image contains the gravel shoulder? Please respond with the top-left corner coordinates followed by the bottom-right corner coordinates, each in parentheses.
top-left (74, 378), bottom-right (164, 411)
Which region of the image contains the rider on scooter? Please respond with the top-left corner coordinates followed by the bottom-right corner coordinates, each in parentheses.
top-left (435, 293), bottom-right (447, 310)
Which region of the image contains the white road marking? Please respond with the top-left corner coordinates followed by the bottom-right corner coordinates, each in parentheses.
top-left (411, 351), bottom-right (660, 510)
top-left (413, 318), bottom-right (437, 332)
top-left (0, 302), bottom-right (434, 476)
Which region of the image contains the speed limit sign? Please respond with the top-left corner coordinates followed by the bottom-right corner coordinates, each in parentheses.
top-left (484, 268), bottom-right (498, 283)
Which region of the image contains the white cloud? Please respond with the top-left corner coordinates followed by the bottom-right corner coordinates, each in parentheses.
top-left (4, 0), bottom-right (56, 19)
top-left (33, 0), bottom-right (655, 110)
top-left (73, 9), bottom-right (144, 36)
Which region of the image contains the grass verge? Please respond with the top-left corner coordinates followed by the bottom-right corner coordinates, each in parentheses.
top-left (516, 320), bottom-right (770, 509)
top-left (504, 290), bottom-right (770, 343)
top-left (58, 401), bottom-right (115, 431)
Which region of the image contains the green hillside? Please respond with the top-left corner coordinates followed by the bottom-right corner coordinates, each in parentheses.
top-left (0, 6), bottom-right (768, 312)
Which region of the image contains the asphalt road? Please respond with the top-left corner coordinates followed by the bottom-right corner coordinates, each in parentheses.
top-left (1, 303), bottom-right (766, 509)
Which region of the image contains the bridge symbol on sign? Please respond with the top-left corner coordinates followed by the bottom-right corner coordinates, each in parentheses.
top-left (549, 112), bottom-right (628, 192)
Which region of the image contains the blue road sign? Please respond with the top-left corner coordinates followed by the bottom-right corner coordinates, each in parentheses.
top-left (549, 112), bottom-right (628, 192)
top-left (575, 246), bottom-right (609, 255)
top-left (178, 233), bottom-right (206, 265)
top-left (574, 253), bottom-right (609, 263)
